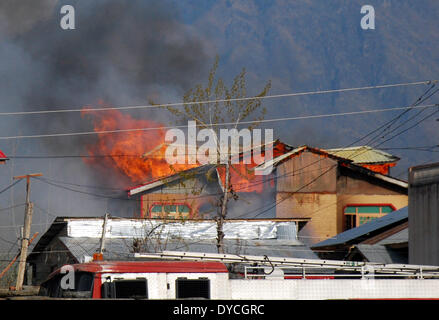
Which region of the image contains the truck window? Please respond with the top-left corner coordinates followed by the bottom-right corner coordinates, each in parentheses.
top-left (101, 278), bottom-right (148, 299)
top-left (175, 278), bottom-right (210, 299)
top-left (39, 272), bottom-right (94, 298)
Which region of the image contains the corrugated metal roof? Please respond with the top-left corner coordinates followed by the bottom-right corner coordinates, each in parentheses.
top-left (312, 206), bottom-right (408, 249)
top-left (59, 237), bottom-right (319, 263)
top-left (354, 244), bottom-right (407, 264)
top-left (376, 228), bottom-right (408, 245)
top-left (65, 218), bottom-right (298, 241)
top-left (254, 145), bottom-right (351, 175)
top-left (327, 146), bottom-right (399, 164)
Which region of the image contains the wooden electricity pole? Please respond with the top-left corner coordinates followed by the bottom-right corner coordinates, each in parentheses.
top-left (13, 173), bottom-right (42, 291)
top-left (99, 212), bottom-right (109, 255)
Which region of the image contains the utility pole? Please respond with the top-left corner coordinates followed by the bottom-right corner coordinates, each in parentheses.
top-left (99, 212), bottom-right (109, 254)
top-left (94, 212), bottom-right (109, 261)
top-left (13, 173), bottom-right (42, 291)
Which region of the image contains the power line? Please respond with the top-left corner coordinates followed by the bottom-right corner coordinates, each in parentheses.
top-left (233, 165), bottom-right (338, 220)
top-left (0, 80), bottom-right (433, 117)
top-left (378, 107), bottom-right (439, 147)
top-left (232, 84), bottom-right (439, 220)
top-left (31, 163), bottom-right (338, 202)
top-left (341, 84), bottom-right (438, 155)
top-left (0, 180), bottom-right (22, 195)
top-left (349, 86), bottom-right (439, 150)
top-left (0, 203), bottom-right (26, 213)
top-left (0, 103), bottom-right (437, 141)
top-left (381, 146), bottom-right (439, 152)
top-left (3, 84), bottom-right (433, 246)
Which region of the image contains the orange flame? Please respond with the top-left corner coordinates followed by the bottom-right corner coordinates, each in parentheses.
top-left (82, 107), bottom-right (196, 185)
top-left (82, 106), bottom-right (288, 192)
top-left (217, 142), bottom-right (287, 193)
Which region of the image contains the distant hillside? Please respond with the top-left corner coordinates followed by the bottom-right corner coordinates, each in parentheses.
top-left (175, 0), bottom-right (439, 177)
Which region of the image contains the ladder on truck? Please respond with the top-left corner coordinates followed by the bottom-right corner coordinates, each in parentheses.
top-left (134, 251), bottom-right (439, 279)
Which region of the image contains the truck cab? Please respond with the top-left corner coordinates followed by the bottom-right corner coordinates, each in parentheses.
top-left (38, 260), bottom-right (230, 299)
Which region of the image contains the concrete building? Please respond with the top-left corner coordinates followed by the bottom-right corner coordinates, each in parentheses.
top-left (262, 146), bottom-right (408, 244)
top-left (409, 162), bottom-right (439, 265)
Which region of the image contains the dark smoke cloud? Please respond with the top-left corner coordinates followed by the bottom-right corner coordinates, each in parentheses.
top-left (0, 0), bottom-right (57, 37)
top-left (0, 0), bottom-right (211, 186)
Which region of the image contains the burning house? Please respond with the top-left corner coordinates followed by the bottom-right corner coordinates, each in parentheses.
top-left (124, 141), bottom-right (407, 245)
top-left (127, 140), bottom-right (292, 220)
top-left (80, 108), bottom-right (408, 246)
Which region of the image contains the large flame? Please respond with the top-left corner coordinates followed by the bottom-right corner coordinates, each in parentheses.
top-left (217, 142), bottom-right (288, 193)
top-left (82, 107), bottom-right (196, 185)
top-left (82, 106), bottom-right (287, 193)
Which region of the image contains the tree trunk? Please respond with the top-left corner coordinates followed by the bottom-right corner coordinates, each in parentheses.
top-left (217, 158), bottom-right (230, 254)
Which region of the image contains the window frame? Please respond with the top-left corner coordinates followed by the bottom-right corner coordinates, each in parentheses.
top-left (175, 277), bottom-right (211, 299)
top-left (101, 278), bottom-right (149, 299)
top-left (149, 202), bottom-right (192, 219)
top-left (343, 203), bottom-right (396, 230)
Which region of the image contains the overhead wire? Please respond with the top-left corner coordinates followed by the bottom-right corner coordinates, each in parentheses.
top-left (1, 82), bottom-right (436, 252)
top-left (235, 83), bottom-right (438, 220)
top-left (0, 80), bottom-right (432, 117)
top-left (346, 83), bottom-right (438, 149)
top-left (31, 163), bottom-right (339, 202)
top-left (0, 179), bottom-right (22, 196)
top-left (0, 103), bottom-right (437, 140)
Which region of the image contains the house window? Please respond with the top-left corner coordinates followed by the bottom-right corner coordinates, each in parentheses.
top-left (150, 203), bottom-right (191, 219)
top-left (344, 204), bottom-right (395, 230)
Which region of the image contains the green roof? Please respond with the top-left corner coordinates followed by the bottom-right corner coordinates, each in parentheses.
top-left (327, 146), bottom-right (399, 164)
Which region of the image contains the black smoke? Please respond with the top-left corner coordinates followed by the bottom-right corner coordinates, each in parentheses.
top-left (0, 0), bottom-right (210, 185)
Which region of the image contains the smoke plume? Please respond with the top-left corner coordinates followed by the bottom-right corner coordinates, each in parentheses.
top-left (0, 0), bottom-right (210, 187)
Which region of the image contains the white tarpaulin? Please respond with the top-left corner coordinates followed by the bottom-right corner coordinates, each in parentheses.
top-left (67, 219), bottom-right (297, 240)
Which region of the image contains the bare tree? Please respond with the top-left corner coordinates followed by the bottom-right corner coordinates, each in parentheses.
top-left (162, 56), bottom-right (271, 253)
top-left (131, 219), bottom-right (188, 254)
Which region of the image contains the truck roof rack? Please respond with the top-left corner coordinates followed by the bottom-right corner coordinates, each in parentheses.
top-left (134, 251), bottom-right (439, 278)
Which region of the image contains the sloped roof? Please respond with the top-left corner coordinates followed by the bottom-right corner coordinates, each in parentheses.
top-left (254, 145), bottom-right (352, 174)
top-left (376, 228), bottom-right (408, 246)
top-left (128, 164), bottom-right (214, 196)
top-left (59, 237), bottom-right (319, 263)
top-left (254, 145), bottom-right (408, 189)
top-left (128, 140), bottom-right (292, 196)
top-left (312, 206), bottom-right (408, 249)
top-left (327, 146), bottom-right (399, 164)
top-left (353, 244), bottom-right (407, 264)
top-left (30, 216), bottom-right (318, 263)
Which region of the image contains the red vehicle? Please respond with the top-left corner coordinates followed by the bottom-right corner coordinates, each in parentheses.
top-left (38, 260), bottom-right (229, 299)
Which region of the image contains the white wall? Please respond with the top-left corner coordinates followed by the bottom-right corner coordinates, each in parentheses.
top-left (230, 279), bottom-right (439, 300)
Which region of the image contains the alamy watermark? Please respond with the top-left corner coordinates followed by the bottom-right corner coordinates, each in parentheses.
top-left (60, 264), bottom-right (75, 290)
top-left (361, 5), bottom-right (375, 30)
top-left (60, 5), bottom-right (75, 30)
top-left (164, 121), bottom-right (274, 175)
